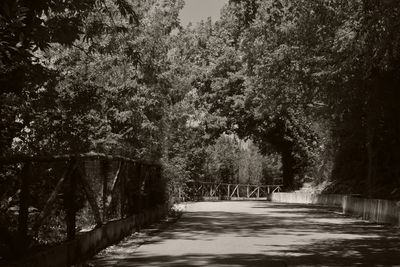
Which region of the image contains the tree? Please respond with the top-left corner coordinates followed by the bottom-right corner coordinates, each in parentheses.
top-left (323, 0), bottom-right (400, 197)
top-left (0, 0), bottom-right (139, 156)
top-left (2, 0), bottom-right (185, 159)
top-left (182, 0), bottom-right (321, 189)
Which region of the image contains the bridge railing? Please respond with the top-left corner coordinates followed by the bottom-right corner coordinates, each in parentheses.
top-left (0, 153), bottom-right (164, 260)
top-left (180, 181), bottom-right (283, 201)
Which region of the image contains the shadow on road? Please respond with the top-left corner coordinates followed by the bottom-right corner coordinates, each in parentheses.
top-left (114, 253), bottom-right (287, 266)
top-left (92, 202), bottom-right (400, 266)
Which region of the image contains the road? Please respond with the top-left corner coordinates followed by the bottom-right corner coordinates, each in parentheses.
top-left (89, 201), bottom-right (400, 266)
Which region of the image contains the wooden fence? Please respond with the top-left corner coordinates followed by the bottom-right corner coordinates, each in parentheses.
top-left (0, 153), bottom-right (164, 262)
top-left (180, 181), bottom-right (282, 201)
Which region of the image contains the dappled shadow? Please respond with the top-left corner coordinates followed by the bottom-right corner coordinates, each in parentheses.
top-left (92, 202), bottom-right (400, 266)
top-left (96, 243), bottom-right (400, 267)
top-left (112, 253), bottom-right (287, 266)
top-left (152, 203), bottom-right (397, 241)
top-left (93, 253), bottom-right (288, 266)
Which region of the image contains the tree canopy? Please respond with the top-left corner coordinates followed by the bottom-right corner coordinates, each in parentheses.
top-left (1, 0), bottom-right (400, 198)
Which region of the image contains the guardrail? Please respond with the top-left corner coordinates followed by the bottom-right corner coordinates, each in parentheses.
top-left (270, 192), bottom-right (344, 207)
top-left (270, 192), bottom-right (400, 226)
top-left (343, 196), bottom-right (400, 225)
top-left (4, 204), bottom-right (168, 267)
top-left (0, 153), bottom-right (165, 263)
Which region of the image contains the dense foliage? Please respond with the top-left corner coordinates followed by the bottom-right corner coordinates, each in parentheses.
top-left (159, 0), bottom-right (400, 197)
top-left (1, 0), bottom-right (183, 160)
top-left (1, 0), bottom-right (400, 218)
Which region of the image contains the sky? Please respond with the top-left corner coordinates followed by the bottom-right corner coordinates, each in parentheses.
top-left (179, 0), bottom-right (228, 26)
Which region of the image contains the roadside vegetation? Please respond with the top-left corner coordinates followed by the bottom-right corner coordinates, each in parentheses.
top-left (1, 0), bottom-right (399, 221)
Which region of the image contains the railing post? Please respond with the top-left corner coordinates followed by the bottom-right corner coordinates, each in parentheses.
top-left (227, 184), bottom-right (230, 200)
top-left (101, 160), bottom-right (109, 222)
top-left (120, 161), bottom-right (127, 218)
top-left (132, 162), bottom-right (142, 214)
top-left (247, 185), bottom-right (249, 198)
top-left (257, 187), bottom-right (260, 199)
top-left (18, 162), bottom-right (31, 250)
top-left (33, 161), bottom-right (78, 234)
top-left (106, 160), bottom-right (123, 219)
top-left (65, 161), bottom-right (77, 240)
top-left (77, 166), bottom-right (103, 226)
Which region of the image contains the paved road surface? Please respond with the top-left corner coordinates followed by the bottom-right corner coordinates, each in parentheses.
top-left (90, 201), bottom-right (400, 266)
